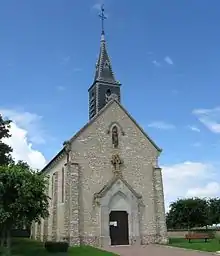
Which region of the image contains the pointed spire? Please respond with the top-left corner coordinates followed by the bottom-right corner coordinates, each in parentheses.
top-left (94, 5), bottom-right (117, 84)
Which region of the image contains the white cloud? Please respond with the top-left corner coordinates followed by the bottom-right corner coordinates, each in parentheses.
top-left (193, 107), bottom-right (220, 133)
top-left (152, 60), bottom-right (161, 67)
top-left (186, 182), bottom-right (220, 198)
top-left (162, 161), bottom-right (219, 211)
top-left (0, 109), bottom-right (45, 144)
top-left (148, 121), bottom-right (175, 130)
top-left (1, 109), bottom-right (47, 170)
top-left (3, 123), bottom-right (47, 170)
top-left (188, 125), bottom-right (200, 132)
top-left (164, 56), bottom-right (174, 65)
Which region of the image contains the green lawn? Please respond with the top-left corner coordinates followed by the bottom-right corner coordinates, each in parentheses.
top-left (0, 238), bottom-right (117, 256)
top-left (169, 237), bottom-right (220, 252)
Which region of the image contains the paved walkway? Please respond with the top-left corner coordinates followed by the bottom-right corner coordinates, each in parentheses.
top-left (105, 245), bottom-right (216, 256)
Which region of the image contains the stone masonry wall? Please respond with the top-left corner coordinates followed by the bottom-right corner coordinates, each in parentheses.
top-left (64, 162), bottom-right (80, 246)
top-left (70, 101), bottom-right (162, 246)
top-left (51, 172), bottom-right (58, 241)
top-left (154, 167), bottom-right (168, 244)
top-left (64, 164), bottom-right (70, 241)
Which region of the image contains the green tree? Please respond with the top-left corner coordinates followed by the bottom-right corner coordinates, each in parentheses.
top-left (0, 162), bottom-right (49, 255)
top-left (208, 198), bottom-right (220, 226)
top-left (14, 160), bottom-right (30, 170)
top-left (166, 210), bottom-right (177, 229)
top-left (0, 114), bottom-right (13, 166)
top-left (167, 198), bottom-right (209, 230)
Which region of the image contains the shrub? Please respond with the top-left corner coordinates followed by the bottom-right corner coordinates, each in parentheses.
top-left (11, 228), bottom-right (30, 238)
top-left (44, 241), bottom-right (69, 253)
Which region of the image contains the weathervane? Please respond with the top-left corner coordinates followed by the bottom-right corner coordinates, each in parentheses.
top-left (99, 4), bottom-right (107, 35)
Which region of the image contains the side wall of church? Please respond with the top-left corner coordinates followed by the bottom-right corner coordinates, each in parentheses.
top-left (70, 101), bottom-right (167, 246)
top-left (33, 156), bottom-right (66, 242)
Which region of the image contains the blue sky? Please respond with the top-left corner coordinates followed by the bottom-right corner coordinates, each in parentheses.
top-left (1, 0), bottom-right (220, 208)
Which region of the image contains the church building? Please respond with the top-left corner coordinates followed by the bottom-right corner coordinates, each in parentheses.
top-left (32, 7), bottom-right (168, 247)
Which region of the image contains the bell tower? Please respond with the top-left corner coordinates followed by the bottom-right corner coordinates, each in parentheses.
top-left (88, 5), bottom-right (121, 120)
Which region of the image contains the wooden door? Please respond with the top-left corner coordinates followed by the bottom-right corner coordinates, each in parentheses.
top-left (109, 211), bottom-right (129, 245)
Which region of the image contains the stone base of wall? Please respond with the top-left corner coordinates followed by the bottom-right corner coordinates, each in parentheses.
top-left (35, 234), bottom-right (168, 246)
top-left (141, 234), bottom-right (168, 245)
top-left (80, 236), bottom-right (141, 247)
top-left (79, 236), bottom-right (101, 247)
top-left (130, 236), bottom-right (141, 245)
top-left (156, 235), bottom-right (169, 244)
top-left (141, 234), bottom-right (157, 244)
top-left (71, 235), bottom-right (167, 247)
top-left (69, 236), bottom-right (80, 246)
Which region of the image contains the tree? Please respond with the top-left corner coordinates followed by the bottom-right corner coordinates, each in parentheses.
top-left (0, 162), bottom-right (49, 255)
top-left (167, 198), bottom-right (209, 230)
top-left (0, 114), bottom-right (13, 166)
top-left (208, 198), bottom-right (220, 226)
top-left (166, 210), bottom-right (177, 229)
top-left (15, 160), bottom-right (30, 170)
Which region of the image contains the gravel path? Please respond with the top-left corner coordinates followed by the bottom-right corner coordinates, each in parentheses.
top-left (105, 244), bottom-right (216, 256)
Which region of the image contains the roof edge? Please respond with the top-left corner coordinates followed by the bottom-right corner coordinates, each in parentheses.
top-left (40, 98), bottom-right (162, 174)
top-left (41, 148), bottom-right (65, 174)
top-left (113, 100), bottom-right (162, 152)
top-left (40, 100), bottom-right (117, 174)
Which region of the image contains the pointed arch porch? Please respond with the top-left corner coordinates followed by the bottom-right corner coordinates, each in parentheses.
top-left (94, 176), bottom-right (144, 246)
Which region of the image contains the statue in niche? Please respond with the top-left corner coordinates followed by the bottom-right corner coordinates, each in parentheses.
top-left (112, 126), bottom-right (119, 148)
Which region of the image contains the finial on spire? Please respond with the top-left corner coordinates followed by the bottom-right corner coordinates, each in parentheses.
top-left (99, 4), bottom-right (107, 37)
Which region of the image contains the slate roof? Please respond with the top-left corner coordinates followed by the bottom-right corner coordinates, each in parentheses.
top-left (93, 33), bottom-right (117, 84)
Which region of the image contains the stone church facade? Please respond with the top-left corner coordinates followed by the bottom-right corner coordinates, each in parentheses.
top-left (32, 27), bottom-right (168, 247)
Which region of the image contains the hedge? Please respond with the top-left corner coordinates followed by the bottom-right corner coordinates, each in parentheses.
top-left (44, 241), bottom-right (69, 253)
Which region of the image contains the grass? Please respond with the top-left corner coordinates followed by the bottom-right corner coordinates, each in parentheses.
top-left (169, 237), bottom-right (220, 252)
top-left (0, 238), bottom-right (117, 256)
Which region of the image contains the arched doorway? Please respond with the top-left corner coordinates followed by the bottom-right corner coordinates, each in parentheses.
top-left (98, 179), bottom-right (142, 247)
top-left (109, 211), bottom-right (129, 245)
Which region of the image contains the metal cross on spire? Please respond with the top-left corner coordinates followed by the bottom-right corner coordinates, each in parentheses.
top-left (99, 4), bottom-right (107, 35)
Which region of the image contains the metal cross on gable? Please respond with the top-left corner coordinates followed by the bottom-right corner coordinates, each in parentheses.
top-left (99, 4), bottom-right (107, 35)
